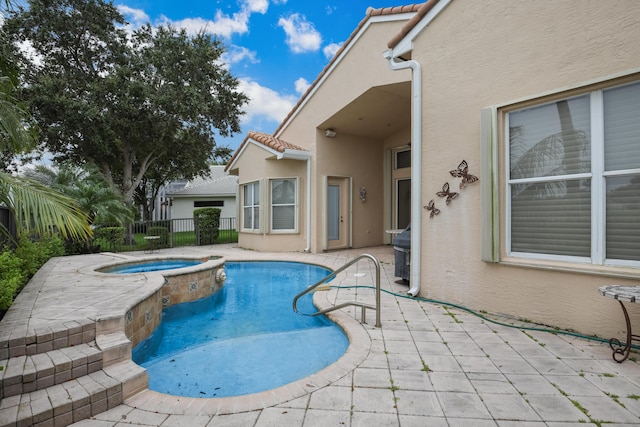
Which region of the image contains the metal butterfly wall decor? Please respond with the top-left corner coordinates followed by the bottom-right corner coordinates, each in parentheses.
top-left (436, 182), bottom-right (458, 205)
top-left (449, 160), bottom-right (479, 189)
top-left (424, 199), bottom-right (440, 218)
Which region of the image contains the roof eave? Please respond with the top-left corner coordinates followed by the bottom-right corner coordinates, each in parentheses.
top-left (278, 149), bottom-right (312, 161)
top-left (386, 0), bottom-right (451, 59)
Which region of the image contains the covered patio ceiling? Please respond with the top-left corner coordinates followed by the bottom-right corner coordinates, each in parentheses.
top-left (318, 81), bottom-right (411, 140)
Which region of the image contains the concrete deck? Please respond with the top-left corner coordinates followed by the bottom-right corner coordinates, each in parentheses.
top-left (3, 244), bottom-right (640, 426)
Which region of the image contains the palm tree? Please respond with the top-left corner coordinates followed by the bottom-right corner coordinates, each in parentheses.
top-left (25, 163), bottom-right (132, 226)
top-left (0, 0), bottom-right (92, 243)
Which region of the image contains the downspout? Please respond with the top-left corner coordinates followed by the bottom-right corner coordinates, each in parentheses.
top-left (384, 53), bottom-right (422, 297)
top-left (304, 158), bottom-right (311, 252)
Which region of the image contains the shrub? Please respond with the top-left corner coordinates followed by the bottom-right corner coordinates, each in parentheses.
top-left (94, 226), bottom-right (125, 250)
top-left (194, 208), bottom-right (220, 245)
top-left (0, 251), bottom-right (25, 311)
top-left (0, 234), bottom-right (65, 311)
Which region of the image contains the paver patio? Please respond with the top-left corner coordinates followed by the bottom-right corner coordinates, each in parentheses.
top-left (2, 244), bottom-right (640, 426)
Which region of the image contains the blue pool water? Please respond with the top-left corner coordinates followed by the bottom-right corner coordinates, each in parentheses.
top-left (133, 261), bottom-right (348, 398)
top-left (103, 259), bottom-right (202, 274)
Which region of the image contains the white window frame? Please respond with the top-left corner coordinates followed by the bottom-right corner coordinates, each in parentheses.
top-left (269, 178), bottom-right (298, 233)
top-left (504, 80), bottom-right (640, 268)
top-left (241, 181), bottom-right (260, 232)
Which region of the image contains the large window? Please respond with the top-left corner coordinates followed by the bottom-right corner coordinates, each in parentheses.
top-left (270, 178), bottom-right (297, 232)
top-left (242, 181), bottom-right (260, 231)
top-left (506, 80), bottom-right (640, 265)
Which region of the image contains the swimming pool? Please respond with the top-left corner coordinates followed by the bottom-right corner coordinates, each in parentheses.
top-left (132, 261), bottom-right (348, 398)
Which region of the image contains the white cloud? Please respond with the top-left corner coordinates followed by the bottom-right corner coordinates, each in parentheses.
top-left (155, 14), bottom-right (244, 38)
top-left (244, 0), bottom-right (269, 14)
top-left (239, 79), bottom-right (296, 125)
top-left (223, 45), bottom-right (259, 66)
top-left (118, 1), bottom-right (271, 38)
top-left (117, 5), bottom-right (150, 27)
top-left (294, 77), bottom-right (310, 95)
top-left (277, 13), bottom-right (322, 53)
top-left (323, 42), bottom-right (342, 60)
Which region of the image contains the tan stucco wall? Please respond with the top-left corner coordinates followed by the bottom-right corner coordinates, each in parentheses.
top-left (277, 19), bottom-right (412, 253)
top-left (234, 143), bottom-right (308, 252)
top-left (317, 132), bottom-right (386, 248)
top-left (410, 0), bottom-right (640, 338)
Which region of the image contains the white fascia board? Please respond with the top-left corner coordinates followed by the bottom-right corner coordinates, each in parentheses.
top-left (275, 12), bottom-right (418, 138)
top-left (277, 149), bottom-right (312, 161)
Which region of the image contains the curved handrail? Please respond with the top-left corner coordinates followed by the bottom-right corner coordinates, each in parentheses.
top-left (292, 253), bottom-right (381, 327)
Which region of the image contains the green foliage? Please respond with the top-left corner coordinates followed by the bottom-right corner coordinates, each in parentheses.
top-left (5, 0), bottom-right (248, 207)
top-left (14, 234), bottom-right (64, 276)
top-left (147, 226), bottom-right (169, 248)
top-left (0, 233), bottom-right (65, 311)
top-left (0, 250), bottom-right (24, 310)
top-left (194, 208), bottom-right (220, 245)
top-left (25, 162), bottom-right (132, 226)
top-left (94, 226), bottom-right (125, 250)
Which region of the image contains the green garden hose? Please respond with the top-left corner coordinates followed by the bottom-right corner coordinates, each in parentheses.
top-left (329, 284), bottom-right (640, 350)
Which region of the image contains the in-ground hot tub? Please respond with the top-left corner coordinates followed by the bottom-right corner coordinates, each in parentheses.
top-left (97, 258), bottom-right (205, 274)
top-left (94, 255), bottom-right (227, 347)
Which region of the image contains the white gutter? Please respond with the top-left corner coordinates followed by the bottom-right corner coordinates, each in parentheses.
top-left (304, 158), bottom-right (311, 252)
top-left (384, 52), bottom-right (422, 297)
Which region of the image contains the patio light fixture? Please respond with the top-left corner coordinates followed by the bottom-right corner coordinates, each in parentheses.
top-left (359, 186), bottom-right (367, 202)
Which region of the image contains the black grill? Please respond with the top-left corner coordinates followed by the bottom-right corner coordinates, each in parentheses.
top-left (393, 225), bottom-right (411, 282)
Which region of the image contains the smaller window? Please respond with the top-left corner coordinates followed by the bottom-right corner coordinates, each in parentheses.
top-left (242, 181), bottom-right (260, 231)
top-left (395, 149), bottom-right (411, 169)
top-left (271, 179), bottom-right (297, 232)
top-left (194, 200), bottom-right (224, 208)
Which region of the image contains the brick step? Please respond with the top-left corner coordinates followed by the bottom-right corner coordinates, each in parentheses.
top-left (0, 319), bottom-right (96, 361)
top-left (0, 360), bottom-right (147, 427)
top-left (0, 343), bottom-right (103, 400)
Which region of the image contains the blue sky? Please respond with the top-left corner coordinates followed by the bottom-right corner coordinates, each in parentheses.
top-left (115, 0), bottom-right (402, 152)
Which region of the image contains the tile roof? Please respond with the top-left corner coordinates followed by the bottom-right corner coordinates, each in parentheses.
top-left (387, 0), bottom-right (441, 49)
top-left (245, 131), bottom-right (307, 152)
top-left (224, 131), bottom-right (308, 171)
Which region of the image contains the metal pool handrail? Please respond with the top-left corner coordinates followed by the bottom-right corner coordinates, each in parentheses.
top-left (292, 253), bottom-right (381, 327)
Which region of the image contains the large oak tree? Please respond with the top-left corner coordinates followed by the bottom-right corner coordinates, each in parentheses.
top-left (5, 0), bottom-right (248, 210)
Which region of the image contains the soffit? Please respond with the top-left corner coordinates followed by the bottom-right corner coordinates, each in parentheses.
top-left (318, 81), bottom-right (411, 140)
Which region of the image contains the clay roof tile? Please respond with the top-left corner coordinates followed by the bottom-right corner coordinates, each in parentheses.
top-left (225, 131), bottom-right (308, 171)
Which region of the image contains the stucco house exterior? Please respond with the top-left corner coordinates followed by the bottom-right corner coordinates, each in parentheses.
top-left (167, 165), bottom-right (238, 228)
top-left (226, 0), bottom-right (640, 339)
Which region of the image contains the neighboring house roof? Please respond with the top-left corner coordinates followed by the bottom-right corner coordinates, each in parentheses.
top-left (225, 131), bottom-right (310, 172)
top-left (167, 165), bottom-right (238, 197)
